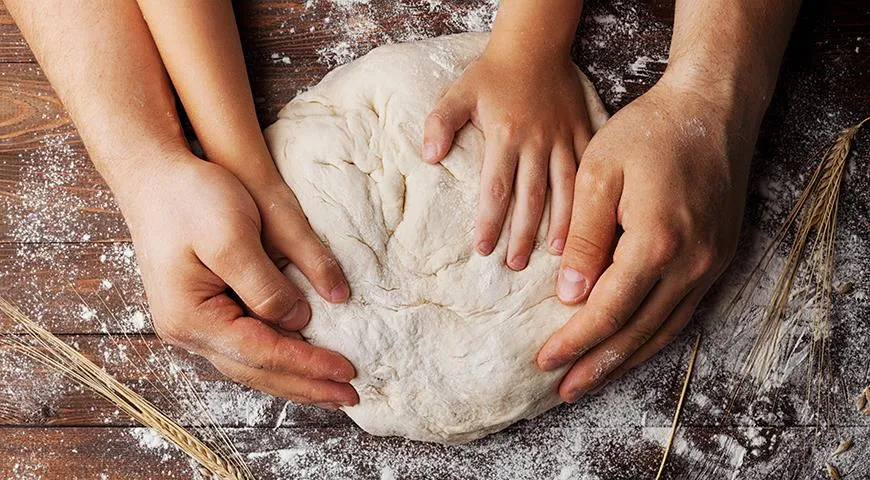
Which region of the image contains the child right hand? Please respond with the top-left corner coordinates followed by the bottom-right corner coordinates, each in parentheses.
top-left (422, 42), bottom-right (592, 271)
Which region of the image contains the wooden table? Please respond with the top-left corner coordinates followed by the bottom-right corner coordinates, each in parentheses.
top-left (1, 1), bottom-right (869, 478)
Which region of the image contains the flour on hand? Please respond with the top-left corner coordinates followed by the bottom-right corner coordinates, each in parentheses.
top-left (265, 33), bottom-right (609, 443)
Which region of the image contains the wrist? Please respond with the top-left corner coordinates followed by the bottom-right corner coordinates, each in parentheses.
top-left (488, 0), bottom-right (581, 64)
top-left (659, 57), bottom-right (774, 132)
top-left (92, 137), bottom-right (194, 210)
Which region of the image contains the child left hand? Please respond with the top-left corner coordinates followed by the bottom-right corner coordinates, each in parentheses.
top-left (421, 44), bottom-right (592, 270)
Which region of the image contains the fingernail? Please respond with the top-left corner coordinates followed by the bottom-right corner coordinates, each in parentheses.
top-left (279, 301), bottom-right (310, 330)
top-left (329, 282), bottom-right (350, 303)
top-left (508, 255), bottom-right (528, 271)
top-left (315, 402), bottom-right (340, 411)
top-left (339, 398), bottom-right (358, 407)
top-left (477, 241), bottom-right (494, 255)
top-left (423, 143), bottom-right (438, 162)
top-left (557, 267), bottom-right (587, 303)
top-left (550, 238), bottom-right (565, 255)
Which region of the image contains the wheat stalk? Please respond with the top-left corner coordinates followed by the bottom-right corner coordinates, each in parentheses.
top-left (655, 333), bottom-right (701, 480)
top-left (0, 296), bottom-right (253, 480)
top-left (727, 116), bottom-right (869, 414)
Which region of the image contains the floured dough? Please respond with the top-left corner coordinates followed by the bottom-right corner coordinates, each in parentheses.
top-left (265, 32), bottom-right (609, 443)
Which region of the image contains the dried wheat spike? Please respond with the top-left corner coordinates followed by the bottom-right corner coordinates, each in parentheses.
top-left (832, 438), bottom-right (852, 457)
top-left (826, 462), bottom-right (843, 480)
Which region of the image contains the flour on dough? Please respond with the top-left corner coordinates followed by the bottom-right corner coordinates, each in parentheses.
top-left (265, 32), bottom-right (609, 444)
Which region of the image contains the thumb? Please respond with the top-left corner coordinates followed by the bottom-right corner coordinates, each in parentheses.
top-left (558, 165), bottom-right (621, 304)
top-left (422, 86), bottom-right (473, 164)
top-left (199, 225), bottom-right (310, 332)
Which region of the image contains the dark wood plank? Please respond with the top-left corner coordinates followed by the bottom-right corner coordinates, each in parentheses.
top-left (0, 243), bottom-right (143, 333)
top-left (0, 64), bottom-right (126, 244)
top-left (0, 0), bottom-right (869, 478)
top-left (0, 425), bottom-right (867, 479)
top-left (0, 334), bottom-right (352, 429)
top-left (0, 1), bottom-right (32, 63)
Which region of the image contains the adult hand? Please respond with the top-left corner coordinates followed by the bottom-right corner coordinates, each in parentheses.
top-left (537, 75), bottom-right (758, 402)
top-left (118, 151), bottom-right (358, 409)
top-left (422, 45), bottom-right (592, 270)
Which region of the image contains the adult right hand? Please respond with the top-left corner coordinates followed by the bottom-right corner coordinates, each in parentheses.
top-left (117, 151), bottom-right (359, 409)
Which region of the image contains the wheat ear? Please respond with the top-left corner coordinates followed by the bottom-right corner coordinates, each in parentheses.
top-left (0, 297), bottom-right (253, 480)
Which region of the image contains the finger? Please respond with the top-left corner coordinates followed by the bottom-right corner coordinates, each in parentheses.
top-left (546, 142), bottom-right (577, 255)
top-left (208, 354), bottom-right (359, 406)
top-left (422, 84), bottom-right (474, 164)
top-left (475, 137), bottom-right (518, 256)
top-left (271, 195), bottom-right (350, 304)
top-left (506, 147), bottom-right (549, 270)
top-left (555, 280), bottom-right (693, 401)
top-left (605, 287), bottom-right (707, 384)
top-left (557, 160), bottom-right (622, 304)
top-left (197, 307), bottom-right (356, 382)
top-left (198, 225), bottom-right (311, 331)
top-left (538, 234), bottom-right (673, 371)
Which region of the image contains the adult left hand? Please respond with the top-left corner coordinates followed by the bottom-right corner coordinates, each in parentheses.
top-left (536, 74), bottom-right (760, 402)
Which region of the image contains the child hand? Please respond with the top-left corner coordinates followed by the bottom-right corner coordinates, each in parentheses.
top-left (422, 46), bottom-right (592, 270)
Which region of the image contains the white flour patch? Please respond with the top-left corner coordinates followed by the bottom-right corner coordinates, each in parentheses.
top-left (4, 133), bottom-right (124, 244)
top-left (300, 1), bottom-right (498, 68)
top-left (130, 428), bottom-right (171, 451)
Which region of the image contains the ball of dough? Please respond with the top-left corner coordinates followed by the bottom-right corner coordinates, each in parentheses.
top-left (265, 33), bottom-right (609, 444)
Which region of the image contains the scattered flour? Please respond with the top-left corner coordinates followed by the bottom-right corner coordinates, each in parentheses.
top-left (2, 1), bottom-right (868, 478)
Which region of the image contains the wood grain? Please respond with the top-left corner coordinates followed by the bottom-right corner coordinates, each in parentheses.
top-left (0, 334), bottom-right (352, 429)
top-left (1, 0), bottom-right (870, 478)
top-left (0, 425), bottom-right (867, 479)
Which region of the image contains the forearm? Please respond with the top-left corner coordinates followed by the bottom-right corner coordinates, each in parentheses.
top-left (5, 0), bottom-right (187, 196)
top-left (665, 0), bottom-right (801, 123)
top-left (488, 0), bottom-right (584, 62)
top-left (136, 0), bottom-right (276, 189)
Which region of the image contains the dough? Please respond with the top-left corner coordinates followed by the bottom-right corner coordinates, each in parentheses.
top-left (265, 32), bottom-right (609, 444)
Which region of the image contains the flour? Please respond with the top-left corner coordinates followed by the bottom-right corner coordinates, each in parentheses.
top-left (267, 33), bottom-right (609, 443)
top-left (1, 0), bottom-right (867, 477)
top-left (297, 0), bottom-right (498, 68)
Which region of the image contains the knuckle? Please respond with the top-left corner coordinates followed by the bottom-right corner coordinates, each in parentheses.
top-left (281, 340), bottom-right (316, 375)
top-left (523, 188), bottom-right (546, 215)
top-left (598, 308), bottom-right (625, 334)
top-left (250, 285), bottom-right (294, 321)
top-left (260, 338), bottom-right (289, 372)
top-left (426, 109), bottom-right (450, 130)
top-left (525, 162), bottom-right (548, 186)
top-left (205, 224), bottom-right (250, 266)
top-left (575, 165), bottom-right (609, 197)
top-left (627, 323), bottom-right (658, 347)
top-left (525, 130), bottom-right (549, 150)
top-left (564, 234), bottom-right (609, 264)
top-left (648, 228), bottom-right (681, 266)
top-left (485, 178), bottom-right (511, 204)
top-left (153, 317), bottom-right (192, 348)
top-left (688, 247), bottom-right (718, 281)
top-left (651, 331), bottom-right (679, 351)
top-left (228, 369), bottom-right (259, 389)
top-left (309, 253), bottom-right (341, 279)
top-left (492, 121), bottom-right (519, 141)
